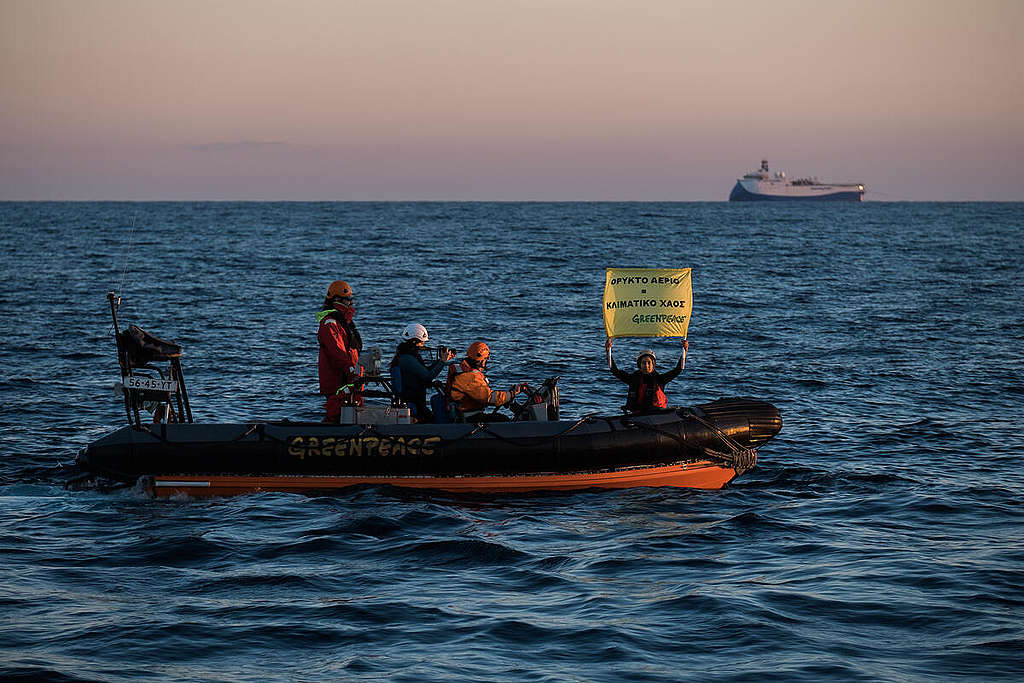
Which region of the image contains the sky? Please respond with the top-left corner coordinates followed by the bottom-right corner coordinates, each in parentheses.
top-left (2, 0), bottom-right (1022, 200)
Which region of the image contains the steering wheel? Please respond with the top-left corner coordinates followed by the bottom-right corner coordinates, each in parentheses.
top-left (491, 383), bottom-right (535, 420)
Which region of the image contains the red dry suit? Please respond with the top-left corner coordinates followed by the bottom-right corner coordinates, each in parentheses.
top-left (317, 307), bottom-right (363, 421)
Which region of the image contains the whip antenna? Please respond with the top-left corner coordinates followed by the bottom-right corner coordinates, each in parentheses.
top-left (115, 215), bottom-right (138, 306)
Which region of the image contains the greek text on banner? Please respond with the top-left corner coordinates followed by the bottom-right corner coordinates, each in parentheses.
top-left (603, 267), bottom-right (692, 338)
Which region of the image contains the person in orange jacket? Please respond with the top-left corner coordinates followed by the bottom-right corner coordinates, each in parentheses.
top-left (446, 341), bottom-right (527, 422)
top-left (317, 280), bottom-right (363, 422)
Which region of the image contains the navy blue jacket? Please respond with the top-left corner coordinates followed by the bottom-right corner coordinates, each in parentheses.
top-left (390, 342), bottom-right (447, 419)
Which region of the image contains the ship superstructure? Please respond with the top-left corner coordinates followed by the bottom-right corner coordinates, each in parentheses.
top-left (729, 160), bottom-right (864, 201)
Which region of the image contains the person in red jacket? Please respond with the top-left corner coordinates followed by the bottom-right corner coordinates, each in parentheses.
top-left (606, 338), bottom-right (688, 414)
top-left (317, 280), bottom-right (363, 422)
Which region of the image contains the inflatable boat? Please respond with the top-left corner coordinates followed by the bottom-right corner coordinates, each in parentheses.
top-left (69, 294), bottom-right (782, 498)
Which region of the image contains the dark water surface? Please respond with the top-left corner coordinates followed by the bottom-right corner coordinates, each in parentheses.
top-left (1, 202), bottom-right (1022, 681)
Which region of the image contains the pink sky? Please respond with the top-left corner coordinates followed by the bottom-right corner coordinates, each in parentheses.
top-left (2, 0), bottom-right (1022, 200)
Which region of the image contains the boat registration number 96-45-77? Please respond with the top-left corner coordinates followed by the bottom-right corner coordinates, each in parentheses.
top-left (125, 375), bottom-right (178, 392)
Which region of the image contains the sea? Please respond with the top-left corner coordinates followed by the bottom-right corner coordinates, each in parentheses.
top-left (1, 201), bottom-right (1021, 682)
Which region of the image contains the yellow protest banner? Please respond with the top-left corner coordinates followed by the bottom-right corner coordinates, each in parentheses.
top-left (603, 267), bottom-right (692, 338)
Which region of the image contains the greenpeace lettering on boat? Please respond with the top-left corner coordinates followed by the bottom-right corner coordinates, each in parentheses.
top-left (288, 435), bottom-right (442, 459)
top-left (603, 268), bottom-right (692, 338)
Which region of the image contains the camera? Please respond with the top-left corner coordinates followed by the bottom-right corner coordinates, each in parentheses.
top-left (431, 345), bottom-right (458, 360)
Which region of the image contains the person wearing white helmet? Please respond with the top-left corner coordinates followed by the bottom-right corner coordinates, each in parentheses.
top-left (605, 337), bottom-right (688, 414)
top-left (389, 323), bottom-right (455, 422)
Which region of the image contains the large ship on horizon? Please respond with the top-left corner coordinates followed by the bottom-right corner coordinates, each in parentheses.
top-left (729, 159), bottom-right (865, 201)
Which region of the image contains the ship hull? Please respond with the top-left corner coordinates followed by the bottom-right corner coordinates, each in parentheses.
top-left (729, 181), bottom-right (863, 202)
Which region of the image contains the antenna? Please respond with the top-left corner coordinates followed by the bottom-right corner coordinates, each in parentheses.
top-left (116, 215), bottom-right (137, 304)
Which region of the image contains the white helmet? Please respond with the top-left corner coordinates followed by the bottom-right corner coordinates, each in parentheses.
top-left (636, 349), bottom-right (656, 363)
top-left (401, 323), bottom-right (428, 344)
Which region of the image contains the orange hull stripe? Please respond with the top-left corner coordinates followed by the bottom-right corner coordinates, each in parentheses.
top-left (152, 462), bottom-right (736, 497)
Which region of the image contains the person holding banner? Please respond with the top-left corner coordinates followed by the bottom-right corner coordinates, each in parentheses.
top-left (605, 338), bottom-right (688, 414)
